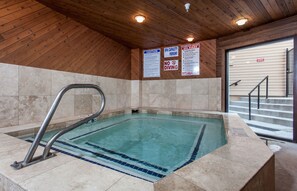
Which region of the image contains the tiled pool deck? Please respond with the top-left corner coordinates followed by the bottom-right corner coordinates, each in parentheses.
top-left (0, 109), bottom-right (274, 191)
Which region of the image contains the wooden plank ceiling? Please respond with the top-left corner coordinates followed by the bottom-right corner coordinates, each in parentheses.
top-left (0, 0), bottom-right (131, 79)
top-left (37, 0), bottom-right (297, 49)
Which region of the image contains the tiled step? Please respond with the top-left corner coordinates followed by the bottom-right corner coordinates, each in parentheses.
top-left (230, 101), bottom-right (293, 111)
top-left (249, 126), bottom-right (292, 141)
top-left (231, 96), bottom-right (293, 140)
top-left (244, 120), bottom-right (292, 132)
top-left (230, 111), bottom-right (293, 127)
top-left (229, 105), bottom-right (293, 119)
top-left (239, 97), bottom-right (293, 104)
top-left (244, 120), bottom-right (293, 140)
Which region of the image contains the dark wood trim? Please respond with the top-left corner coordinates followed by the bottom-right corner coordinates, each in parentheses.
top-left (293, 36), bottom-right (297, 143)
top-left (225, 50), bottom-right (229, 112)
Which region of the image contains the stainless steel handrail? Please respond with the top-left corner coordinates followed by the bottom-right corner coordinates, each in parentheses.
top-left (229, 80), bottom-right (241, 87)
top-left (11, 84), bottom-right (105, 169)
top-left (248, 76), bottom-right (268, 120)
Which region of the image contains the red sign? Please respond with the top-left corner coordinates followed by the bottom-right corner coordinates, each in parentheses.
top-left (164, 60), bottom-right (178, 71)
top-left (181, 43), bottom-right (200, 50)
top-left (256, 58), bottom-right (265, 62)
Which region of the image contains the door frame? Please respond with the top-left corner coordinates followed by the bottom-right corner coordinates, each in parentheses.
top-left (293, 36), bottom-right (297, 143)
top-left (224, 36), bottom-right (296, 143)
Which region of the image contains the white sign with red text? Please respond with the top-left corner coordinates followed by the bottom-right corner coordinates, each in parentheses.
top-left (164, 60), bottom-right (178, 71)
top-left (181, 43), bottom-right (200, 76)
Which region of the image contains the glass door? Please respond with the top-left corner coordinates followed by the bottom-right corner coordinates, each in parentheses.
top-left (227, 38), bottom-right (294, 141)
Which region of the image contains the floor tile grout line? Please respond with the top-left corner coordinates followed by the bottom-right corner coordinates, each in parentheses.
top-left (16, 155), bottom-right (77, 187)
top-left (104, 174), bottom-right (126, 191)
top-left (173, 173), bottom-right (206, 190)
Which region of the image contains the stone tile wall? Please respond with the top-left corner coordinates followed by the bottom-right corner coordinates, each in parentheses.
top-left (131, 80), bottom-right (141, 109)
top-left (0, 63), bottom-right (131, 128)
top-left (140, 78), bottom-right (221, 111)
top-left (0, 62), bottom-right (222, 128)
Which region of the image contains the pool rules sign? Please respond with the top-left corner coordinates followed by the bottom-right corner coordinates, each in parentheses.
top-left (181, 43), bottom-right (200, 76)
top-left (143, 49), bottom-right (161, 78)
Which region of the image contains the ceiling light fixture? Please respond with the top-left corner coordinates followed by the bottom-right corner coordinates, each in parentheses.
top-left (186, 37), bottom-right (194, 42)
top-left (236, 18), bottom-right (248, 26)
top-left (185, 3), bottom-right (190, 12)
top-left (135, 15), bottom-right (146, 23)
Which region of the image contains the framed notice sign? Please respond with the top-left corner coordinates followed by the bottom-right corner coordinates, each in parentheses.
top-left (181, 43), bottom-right (200, 76)
top-left (164, 60), bottom-right (178, 71)
top-left (143, 48), bottom-right (161, 78)
top-left (164, 46), bottom-right (179, 58)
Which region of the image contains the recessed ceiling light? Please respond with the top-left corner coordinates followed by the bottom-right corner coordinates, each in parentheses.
top-left (185, 3), bottom-right (191, 12)
top-left (186, 37), bottom-right (194, 42)
top-left (135, 15), bottom-right (146, 23)
top-left (236, 18), bottom-right (248, 26)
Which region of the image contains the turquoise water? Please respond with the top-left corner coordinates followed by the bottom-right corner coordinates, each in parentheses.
top-left (26, 114), bottom-right (226, 182)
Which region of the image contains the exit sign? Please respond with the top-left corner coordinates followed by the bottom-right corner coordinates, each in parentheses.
top-left (256, 58), bottom-right (265, 62)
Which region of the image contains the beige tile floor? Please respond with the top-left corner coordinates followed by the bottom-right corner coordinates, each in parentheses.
top-left (268, 140), bottom-right (297, 191)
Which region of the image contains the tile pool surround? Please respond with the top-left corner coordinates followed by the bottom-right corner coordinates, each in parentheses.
top-left (0, 109), bottom-right (274, 191)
